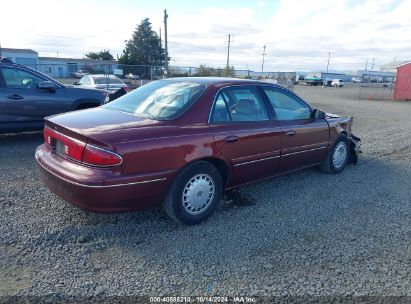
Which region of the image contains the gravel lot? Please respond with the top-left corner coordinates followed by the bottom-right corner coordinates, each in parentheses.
top-left (0, 84), bottom-right (410, 301)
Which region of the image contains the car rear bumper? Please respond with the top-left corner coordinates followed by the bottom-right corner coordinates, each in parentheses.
top-left (35, 144), bottom-right (176, 213)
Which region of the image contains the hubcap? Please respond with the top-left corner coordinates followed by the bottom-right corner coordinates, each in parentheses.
top-left (333, 141), bottom-right (347, 169)
top-left (182, 174), bottom-right (215, 215)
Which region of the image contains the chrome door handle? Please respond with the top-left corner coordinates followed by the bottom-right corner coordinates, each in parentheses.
top-left (285, 130), bottom-right (296, 136)
top-left (224, 136), bottom-right (239, 143)
top-left (7, 94), bottom-right (24, 100)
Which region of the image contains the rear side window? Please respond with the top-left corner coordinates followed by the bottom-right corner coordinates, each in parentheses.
top-left (0, 67), bottom-right (44, 89)
top-left (263, 87), bottom-right (311, 121)
top-left (210, 86), bottom-right (269, 123)
top-left (94, 76), bottom-right (123, 84)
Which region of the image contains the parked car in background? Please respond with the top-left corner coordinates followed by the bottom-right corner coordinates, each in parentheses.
top-left (352, 77), bottom-right (362, 83)
top-left (72, 70), bottom-right (89, 78)
top-left (77, 74), bottom-right (130, 92)
top-left (35, 77), bottom-right (361, 225)
top-left (331, 79), bottom-right (345, 87)
top-left (125, 73), bottom-right (139, 80)
top-left (0, 57), bottom-right (109, 134)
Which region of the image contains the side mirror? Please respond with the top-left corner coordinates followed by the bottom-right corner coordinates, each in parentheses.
top-left (312, 109), bottom-right (326, 119)
top-left (37, 81), bottom-right (56, 92)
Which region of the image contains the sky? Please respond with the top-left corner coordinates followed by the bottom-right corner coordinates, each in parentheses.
top-left (1, 0), bottom-right (410, 71)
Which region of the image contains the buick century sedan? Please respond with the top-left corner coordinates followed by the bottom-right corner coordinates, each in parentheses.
top-left (35, 78), bottom-right (361, 224)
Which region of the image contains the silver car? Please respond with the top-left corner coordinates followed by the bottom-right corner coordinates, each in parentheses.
top-left (77, 74), bottom-right (129, 92)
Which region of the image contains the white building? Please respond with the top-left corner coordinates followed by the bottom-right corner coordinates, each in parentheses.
top-left (380, 60), bottom-right (408, 73)
top-left (38, 57), bottom-right (118, 78)
top-left (0, 47), bottom-right (118, 78)
top-left (0, 48), bottom-right (38, 67)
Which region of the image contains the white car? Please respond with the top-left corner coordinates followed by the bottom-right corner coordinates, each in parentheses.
top-left (77, 74), bottom-right (129, 92)
top-left (331, 79), bottom-right (344, 87)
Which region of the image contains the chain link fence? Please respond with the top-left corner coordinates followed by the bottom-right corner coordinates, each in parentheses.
top-left (358, 73), bottom-right (396, 100)
top-left (29, 63), bottom-right (296, 91)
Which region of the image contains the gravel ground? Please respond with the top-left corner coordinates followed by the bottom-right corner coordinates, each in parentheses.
top-left (0, 84), bottom-right (410, 301)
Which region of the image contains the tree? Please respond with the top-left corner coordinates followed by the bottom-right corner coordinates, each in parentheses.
top-left (196, 64), bottom-right (220, 76)
top-left (223, 66), bottom-right (235, 77)
top-left (118, 18), bottom-right (165, 66)
top-left (85, 50), bottom-right (114, 61)
top-left (195, 65), bottom-right (235, 77)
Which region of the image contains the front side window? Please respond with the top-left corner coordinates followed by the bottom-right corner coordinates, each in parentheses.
top-left (263, 87), bottom-right (311, 120)
top-left (103, 80), bottom-right (206, 120)
top-left (78, 76), bottom-right (88, 85)
top-left (0, 67), bottom-right (44, 89)
top-left (211, 86), bottom-right (269, 123)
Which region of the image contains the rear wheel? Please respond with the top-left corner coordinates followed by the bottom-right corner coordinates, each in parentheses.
top-left (163, 161), bottom-right (222, 225)
top-left (320, 134), bottom-right (349, 174)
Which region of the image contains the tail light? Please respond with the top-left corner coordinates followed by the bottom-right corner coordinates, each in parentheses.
top-left (124, 86), bottom-right (130, 92)
top-left (82, 145), bottom-right (122, 166)
top-left (43, 127), bottom-right (121, 167)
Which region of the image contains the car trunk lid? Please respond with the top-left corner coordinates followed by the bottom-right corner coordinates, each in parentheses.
top-left (45, 107), bottom-right (165, 150)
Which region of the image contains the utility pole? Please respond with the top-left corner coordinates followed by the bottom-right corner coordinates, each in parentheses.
top-left (261, 44), bottom-right (266, 73)
top-left (226, 34), bottom-right (231, 69)
top-left (370, 57), bottom-right (375, 71)
top-left (326, 52), bottom-right (331, 73)
top-left (164, 9), bottom-right (169, 77)
top-left (365, 59), bottom-right (369, 71)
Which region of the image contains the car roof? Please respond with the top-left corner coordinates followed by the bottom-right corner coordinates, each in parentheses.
top-left (160, 77), bottom-right (281, 86)
top-left (90, 74), bottom-right (121, 78)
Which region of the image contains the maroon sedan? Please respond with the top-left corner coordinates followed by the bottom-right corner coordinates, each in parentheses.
top-left (35, 78), bottom-right (361, 224)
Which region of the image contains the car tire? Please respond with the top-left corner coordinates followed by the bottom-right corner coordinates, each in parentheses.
top-left (320, 134), bottom-right (349, 174)
top-left (163, 161), bottom-right (223, 225)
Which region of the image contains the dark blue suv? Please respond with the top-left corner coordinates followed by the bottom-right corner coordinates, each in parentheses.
top-left (0, 58), bottom-right (109, 134)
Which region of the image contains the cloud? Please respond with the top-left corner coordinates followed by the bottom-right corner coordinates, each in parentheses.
top-left (1, 0), bottom-right (410, 71)
top-left (258, 1), bottom-right (267, 8)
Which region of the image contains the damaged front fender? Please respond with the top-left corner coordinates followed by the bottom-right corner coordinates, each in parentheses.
top-left (349, 134), bottom-right (362, 165)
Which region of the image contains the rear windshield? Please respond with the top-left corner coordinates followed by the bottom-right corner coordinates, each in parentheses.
top-left (103, 80), bottom-right (206, 120)
top-left (93, 76), bottom-right (123, 84)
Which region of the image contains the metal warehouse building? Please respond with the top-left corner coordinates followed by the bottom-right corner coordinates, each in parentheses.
top-left (394, 61), bottom-right (411, 100)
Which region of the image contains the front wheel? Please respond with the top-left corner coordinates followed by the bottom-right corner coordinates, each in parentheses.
top-left (163, 161), bottom-right (223, 225)
top-left (320, 134), bottom-right (349, 174)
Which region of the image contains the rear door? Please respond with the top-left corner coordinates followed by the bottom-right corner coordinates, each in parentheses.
top-left (0, 74), bottom-right (9, 133)
top-left (209, 85), bottom-right (282, 186)
top-left (261, 86), bottom-right (329, 172)
top-left (0, 66), bottom-right (69, 132)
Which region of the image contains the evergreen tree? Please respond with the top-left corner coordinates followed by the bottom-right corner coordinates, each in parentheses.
top-left (85, 50), bottom-right (113, 60)
top-left (118, 18), bottom-right (165, 66)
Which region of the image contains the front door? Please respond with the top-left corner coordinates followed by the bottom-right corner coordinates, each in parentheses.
top-left (209, 85), bottom-right (282, 186)
top-left (0, 86), bottom-right (9, 134)
top-left (261, 86), bottom-right (329, 172)
top-left (0, 66), bottom-right (69, 132)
